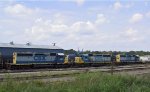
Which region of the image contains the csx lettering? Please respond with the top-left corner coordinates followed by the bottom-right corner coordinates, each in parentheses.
top-left (34, 56), bottom-right (46, 61)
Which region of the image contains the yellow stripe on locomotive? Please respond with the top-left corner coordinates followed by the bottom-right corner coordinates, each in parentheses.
top-left (64, 57), bottom-right (69, 64)
top-left (75, 57), bottom-right (84, 64)
top-left (13, 52), bottom-right (17, 64)
top-left (116, 54), bottom-right (121, 63)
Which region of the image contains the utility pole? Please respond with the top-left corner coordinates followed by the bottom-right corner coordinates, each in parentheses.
top-left (111, 55), bottom-right (114, 75)
top-left (111, 52), bottom-right (116, 75)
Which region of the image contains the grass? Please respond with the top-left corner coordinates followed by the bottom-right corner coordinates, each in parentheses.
top-left (0, 72), bottom-right (150, 92)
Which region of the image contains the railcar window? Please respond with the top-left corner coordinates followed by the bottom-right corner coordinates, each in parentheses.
top-left (120, 55), bottom-right (126, 57)
top-left (84, 57), bottom-right (88, 59)
top-left (88, 54), bottom-right (93, 56)
top-left (17, 54), bottom-right (33, 56)
top-left (95, 55), bottom-right (102, 56)
top-left (81, 54), bottom-right (88, 57)
top-left (50, 53), bottom-right (57, 56)
top-left (103, 55), bottom-right (111, 57)
top-left (35, 54), bottom-right (45, 56)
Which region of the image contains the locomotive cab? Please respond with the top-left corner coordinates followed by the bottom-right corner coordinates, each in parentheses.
top-left (64, 54), bottom-right (76, 64)
top-left (75, 54), bottom-right (93, 64)
top-left (56, 53), bottom-right (65, 63)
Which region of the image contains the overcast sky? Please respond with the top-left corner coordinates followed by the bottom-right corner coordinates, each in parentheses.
top-left (0, 0), bottom-right (150, 51)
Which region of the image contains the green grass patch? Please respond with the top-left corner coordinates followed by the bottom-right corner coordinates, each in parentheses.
top-left (0, 72), bottom-right (150, 92)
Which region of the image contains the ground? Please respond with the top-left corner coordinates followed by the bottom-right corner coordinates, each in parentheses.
top-left (0, 72), bottom-right (149, 92)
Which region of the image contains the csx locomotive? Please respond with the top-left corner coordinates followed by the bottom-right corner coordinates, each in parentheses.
top-left (0, 51), bottom-right (148, 69)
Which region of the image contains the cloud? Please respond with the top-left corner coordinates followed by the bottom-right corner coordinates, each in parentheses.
top-left (60, 0), bottom-right (85, 6)
top-left (25, 18), bottom-right (69, 41)
top-left (113, 2), bottom-right (122, 10)
top-left (25, 19), bottom-right (97, 41)
top-left (24, 13), bottom-right (109, 47)
top-left (124, 28), bottom-right (139, 41)
top-left (116, 28), bottom-right (145, 44)
top-left (71, 21), bottom-right (96, 35)
top-left (113, 2), bottom-right (133, 10)
top-left (75, 0), bottom-right (85, 6)
top-left (95, 14), bottom-right (109, 25)
top-left (129, 13), bottom-right (143, 23)
top-left (4, 4), bottom-right (34, 17)
top-left (125, 28), bottom-right (137, 36)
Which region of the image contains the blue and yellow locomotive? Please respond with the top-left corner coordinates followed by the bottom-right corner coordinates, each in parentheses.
top-left (3, 52), bottom-right (142, 69)
top-left (116, 54), bottom-right (140, 63)
top-left (8, 52), bottom-right (65, 69)
top-left (64, 54), bottom-right (112, 64)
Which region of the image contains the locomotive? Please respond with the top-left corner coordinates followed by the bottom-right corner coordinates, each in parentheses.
top-left (8, 52), bottom-right (65, 69)
top-left (0, 51), bottom-right (148, 69)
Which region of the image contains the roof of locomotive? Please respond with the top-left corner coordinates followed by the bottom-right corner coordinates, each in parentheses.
top-left (0, 43), bottom-right (63, 50)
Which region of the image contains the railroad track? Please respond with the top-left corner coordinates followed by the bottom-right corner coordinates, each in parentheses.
top-left (0, 63), bottom-right (149, 73)
top-left (0, 64), bottom-right (149, 82)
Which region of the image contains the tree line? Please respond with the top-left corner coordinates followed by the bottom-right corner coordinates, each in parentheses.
top-left (64, 49), bottom-right (150, 56)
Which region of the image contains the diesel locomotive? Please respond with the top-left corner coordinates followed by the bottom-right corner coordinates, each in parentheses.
top-left (0, 51), bottom-right (148, 69)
